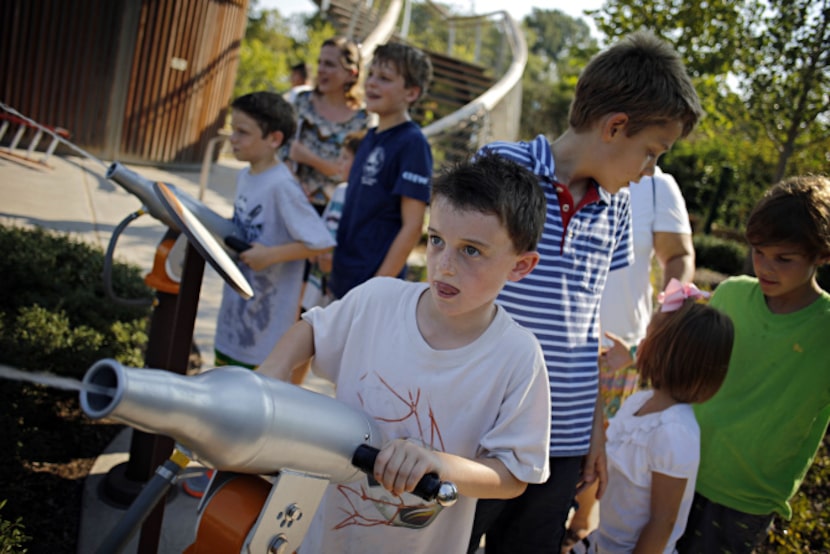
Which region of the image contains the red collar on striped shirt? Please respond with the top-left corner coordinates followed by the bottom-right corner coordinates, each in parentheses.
top-left (552, 180), bottom-right (601, 230)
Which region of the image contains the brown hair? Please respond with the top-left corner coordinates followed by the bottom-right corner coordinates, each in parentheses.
top-left (370, 42), bottom-right (433, 105)
top-left (319, 36), bottom-right (363, 107)
top-left (231, 91), bottom-right (296, 140)
top-left (569, 30), bottom-right (703, 138)
top-left (745, 175), bottom-right (830, 260)
top-left (637, 300), bottom-right (733, 404)
top-left (432, 151), bottom-right (546, 253)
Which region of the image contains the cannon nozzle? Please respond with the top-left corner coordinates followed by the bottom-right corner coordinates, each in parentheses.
top-left (105, 162), bottom-right (246, 258)
top-left (81, 359), bottom-right (382, 483)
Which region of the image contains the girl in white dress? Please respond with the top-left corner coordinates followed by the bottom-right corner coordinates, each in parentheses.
top-left (571, 280), bottom-right (734, 554)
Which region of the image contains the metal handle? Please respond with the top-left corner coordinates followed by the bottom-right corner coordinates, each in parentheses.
top-left (351, 444), bottom-right (458, 507)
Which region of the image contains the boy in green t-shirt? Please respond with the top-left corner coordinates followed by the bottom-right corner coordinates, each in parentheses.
top-left (677, 175), bottom-right (830, 553)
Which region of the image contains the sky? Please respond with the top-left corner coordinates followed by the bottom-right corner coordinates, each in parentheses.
top-left (257, 0), bottom-right (604, 30)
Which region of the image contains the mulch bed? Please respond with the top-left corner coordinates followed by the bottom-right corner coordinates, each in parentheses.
top-left (1, 382), bottom-right (123, 553)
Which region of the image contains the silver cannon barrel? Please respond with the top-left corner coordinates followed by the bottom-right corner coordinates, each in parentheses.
top-left (80, 359), bottom-right (383, 484)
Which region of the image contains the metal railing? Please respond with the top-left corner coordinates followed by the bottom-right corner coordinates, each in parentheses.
top-left (416, 1), bottom-right (526, 149)
top-left (322, 0), bottom-right (527, 162)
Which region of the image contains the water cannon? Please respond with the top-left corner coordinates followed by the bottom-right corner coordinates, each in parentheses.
top-left (80, 360), bottom-right (456, 553)
top-left (106, 162), bottom-right (248, 260)
top-left (80, 359), bottom-right (381, 482)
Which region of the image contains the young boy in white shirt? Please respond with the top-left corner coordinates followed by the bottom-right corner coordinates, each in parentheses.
top-left (257, 153), bottom-right (553, 553)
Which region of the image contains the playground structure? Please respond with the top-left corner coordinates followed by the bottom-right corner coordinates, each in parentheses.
top-left (1, 0), bottom-right (526, 170)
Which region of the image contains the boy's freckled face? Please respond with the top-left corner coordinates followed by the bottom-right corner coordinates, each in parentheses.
top-left (425, 198), bottom-right (521, 320)
top-left (602, 120), bottom-right (684, 193)
top-left (229, 109), bottom-right (275, 165)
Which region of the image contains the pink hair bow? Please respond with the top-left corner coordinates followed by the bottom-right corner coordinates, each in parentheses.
top-left (657, 278), bottom-right (710, 312)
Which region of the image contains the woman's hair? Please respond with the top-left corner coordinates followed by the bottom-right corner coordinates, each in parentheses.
top-left (320, 36), bottom-right (363, 107)
top-left (342, 129), bottom-right (366, 156)
top-left (637, 300), bottom-right (733, 404)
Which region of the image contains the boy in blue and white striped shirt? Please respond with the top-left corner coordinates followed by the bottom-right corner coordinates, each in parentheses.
top-left (468, 30), bottom-right (704, 554)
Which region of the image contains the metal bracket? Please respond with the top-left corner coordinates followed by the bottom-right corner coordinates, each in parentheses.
top-left (245, 470), bottom-right (330, 554)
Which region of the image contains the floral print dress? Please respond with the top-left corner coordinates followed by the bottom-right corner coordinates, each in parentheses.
top-left (286, 90), bottom-right (369, 211)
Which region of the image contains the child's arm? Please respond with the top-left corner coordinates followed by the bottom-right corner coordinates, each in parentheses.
top-left (633, 472), bottom-right (687, 554)
top-left (241, 241), bottom-right (332, 272)
top-left (580, 395), bottom-right (608, 500)
top-left (603, 330), bottom-right (635, 372)
top-left (374, 197), bottom-right (426, 278)
top-left (373, 438), bottom-right (526, 500)
top-left (289, 141), bottom-right (342, 181)
top-left (256, 320), bottom-right (315, 381)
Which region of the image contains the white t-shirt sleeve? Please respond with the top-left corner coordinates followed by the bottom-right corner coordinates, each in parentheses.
top-left (652, 170), bottom-right (692, 235)
top-left (302, 280), bottom-right (366, 383)
top-left (477, 329), bottom-right (551, 484)
top-left (276, 169), bottom-right (337, 250)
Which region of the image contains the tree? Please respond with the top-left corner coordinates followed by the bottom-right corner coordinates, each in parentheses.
top-left (233, 7), bottom-right (337, 100)
top-left (739, 0), bottom-right (830, 182)
top-left (590, 0), bottom-right (830, 227)
top-left (519, 9), bottom-right (598, 140)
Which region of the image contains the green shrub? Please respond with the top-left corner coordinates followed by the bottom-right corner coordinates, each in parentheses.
top-left (693, 234), bottom-right (749, 276)
top-left (759, 434), bottom-right (830, 552)
top-left (0, 499), bottom-right (30, 553)
top-left (0, 225), bottom-right (152, 378)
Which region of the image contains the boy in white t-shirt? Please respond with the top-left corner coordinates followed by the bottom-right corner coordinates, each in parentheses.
top-left (257, 153), bottom-right (552, 553)
top-left (212, 91), bottom-right (335, 370)
top-left (183, 91), bottom-right (336, 499)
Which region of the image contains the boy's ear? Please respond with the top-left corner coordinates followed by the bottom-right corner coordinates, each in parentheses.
top-left (268, 130), bottom-right (285, 149)
top-left (602, 112), bottom-right (629, 141)
top-left (404, 85), bottom-right (421, 105)
top-left (508, 251), bottom-right (541, 282)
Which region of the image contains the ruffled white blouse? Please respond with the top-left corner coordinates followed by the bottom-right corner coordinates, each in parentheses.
top-left (597, 389), bottom-right (700, 554)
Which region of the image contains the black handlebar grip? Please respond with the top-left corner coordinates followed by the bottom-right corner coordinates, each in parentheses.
top-left (224, 236), bottom-right (252, 252)
top-left (351, 444), bottom-right (458, 507)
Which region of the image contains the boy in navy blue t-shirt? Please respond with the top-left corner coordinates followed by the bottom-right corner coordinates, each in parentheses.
top-left (330, 42), bottom-right (433, 299)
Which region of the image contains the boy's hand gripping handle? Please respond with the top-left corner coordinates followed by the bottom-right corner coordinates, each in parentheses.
top-left (351, 444), bottom-right (458, 507)
top-left (224, 236), bottom-right (252, 252)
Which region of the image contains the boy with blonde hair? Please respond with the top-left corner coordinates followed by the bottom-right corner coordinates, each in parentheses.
top-left (468, 30), bottom-right (704, 553)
